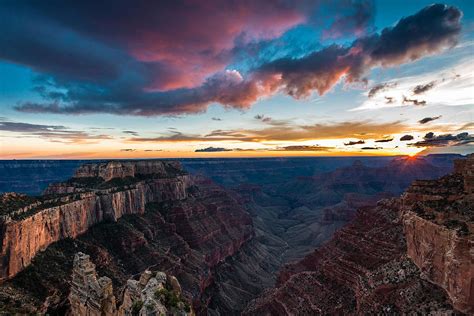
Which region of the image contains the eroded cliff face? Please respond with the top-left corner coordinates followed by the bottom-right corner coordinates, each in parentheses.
top-left (69, 252), bottom-right (191, 316)
top-left (0, 161), bottom-right (253, 314)
top-left (402, 154), bottom-right (474, 314)
top-left (74, 160), bottom-right (183, 181)
top-left (0, 161), bottom-right (190, 282)
top-left (244, 200), bottom-right (457, 314)
top-left (245, 155), bottom-right (473, 315)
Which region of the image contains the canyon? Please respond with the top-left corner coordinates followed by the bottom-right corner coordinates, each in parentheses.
top-left (0, 154), bottom-right (470, 315)
top-left (245, 154), bottom-right (473, 314)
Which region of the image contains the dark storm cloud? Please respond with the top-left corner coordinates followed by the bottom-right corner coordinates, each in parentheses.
top-left (344, 140), bottom-right (365, 145)
top-left (413, 81), bottom-right (437, 95)
top-left (418, 116), bottom-right (441, 124)
top-left (6, 3), bottom-right (462, 116)
top-left (400, 134), bottom-right (414, 141)
top-left (410, 132), bottom-right (473, 147)
top-left (256, 4), bottom-right (462, 98)
top-left (195, 147), bottom-right (232, 153)
top-left (323, 0), bottom-right (375, 39)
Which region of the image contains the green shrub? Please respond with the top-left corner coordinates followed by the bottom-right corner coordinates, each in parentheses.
top-left (131, 300), bottom-right (143, 316)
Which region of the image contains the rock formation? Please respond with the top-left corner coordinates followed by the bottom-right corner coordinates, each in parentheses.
top-left (0, 160), bottom-right (191, 282)
top-left (69, 252), bottom-right (117, 316)
top-left (402, 153), bottom-right (474, 313)
top-left (245, 155), bottom-right (473, 314)
top-left (69, 252), bottom-right (191, 316)
top-left (74, 160), bottom-right (184, 182)
top-left (0, 161), bottom-right (253, 314)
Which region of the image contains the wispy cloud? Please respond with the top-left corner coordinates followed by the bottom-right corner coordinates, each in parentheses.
top-left (128, 120), bottom-right (409, 143)
top-left (0, 119), bottom-right (112, 144)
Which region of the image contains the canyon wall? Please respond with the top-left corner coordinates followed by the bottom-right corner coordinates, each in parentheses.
top-left (402, 153), bottom-right (474, 313)
top-left (74, 160), bottom-right (184, 181)
top-left (0, 161), bottom-right (191, 282)
top-left (245, 155), bottom-right (473, 314)
top-left (0, 162), bottom-right (254, 314)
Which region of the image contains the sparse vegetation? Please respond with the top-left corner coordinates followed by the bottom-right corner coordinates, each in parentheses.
top-left (154, 288), bottom-right (181, 308)
top-left (131, 300), bottom-right (143, 315)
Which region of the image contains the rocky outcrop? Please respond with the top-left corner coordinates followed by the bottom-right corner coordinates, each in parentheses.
top-left (69, 252), bottom-right (117, 316)
top-left (0, 161), bottom-right (191, 282)
top-left (245, 155), bottom-right (473, 315)
top-left (69, 252), bottom-right (191, 316)
top-left (402, 154), bottom-right (474, 313)
top-left (74, 160), bottom-right (184, 181)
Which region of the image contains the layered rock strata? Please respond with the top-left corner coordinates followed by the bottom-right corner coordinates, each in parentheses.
top-left (69, 252), bottom-right (191, 316)
top-left (0, 161), bottom-right (190, 281)
top-left (402, 153), bottom-right (474, 313)
top-left (0, 162), bottom-right (253, 314)
top-left (245, 155), bottom-right (473, 314)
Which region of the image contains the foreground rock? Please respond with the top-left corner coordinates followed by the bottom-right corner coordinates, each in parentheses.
top-left (245, 155), bottom-right (473, 314)
top-left (69, 252), bottom-right (191, 316)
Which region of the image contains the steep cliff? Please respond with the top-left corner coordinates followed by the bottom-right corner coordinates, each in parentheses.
top-left (0, 161), bottom-right (253, 314)
top-left (402, 153), bottom-right (474, 313)
top-left (0, 160), bottom-right (191, 282)
top-left (245, 155), bottom-right (473, 315)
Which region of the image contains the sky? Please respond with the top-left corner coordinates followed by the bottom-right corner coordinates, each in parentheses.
top-left (0, 0), bottom-right (473, 159)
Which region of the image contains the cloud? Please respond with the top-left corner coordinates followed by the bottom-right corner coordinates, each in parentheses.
top-left (123, 130), bottom-right (139, 136)
top-left (354, 58), bottom-right (473, 111)
top-left (195, 147), bottom-right (232, 152)
top-left (344, 140), bottom-right (365, 145)
top-left (413, 81), bottom-right (436, 95)
top-left (0, 119), bottom-right (112, 144)
top-left (410, 131), bottom-right (473, 147)
top-left (418, 116), bottom-right (441, 124)
top-left (368, 82), bottom-right (396, 98)
top-left (193, 145), bottom-right (335, 153)
top-left (8, 4), bottom-right (462, 116)
top-left (254, 114), bottom-right (272, 123)
top-left (322, 0), bottom-right (375, 39)
top-left (400, 134), bottom-right (414, 141)
top-left (128, 120), bottom-right (408, 143)
top-left (120, 148), bottom-right (136, 152)
top-left (144, 149), bottom-right (163, 152)
top-left (402, 96), bottom-right (426, 106)
top-left (374, 137), bottom-right (393, 143)
top-left (255, 4), bottom-right (462, 98)
top-left (211, 117), bottom-right (222, 121)
top-left (361, 146), bottom-right (380, 150)
top-left (276, 145), bottom-right (334, 151)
